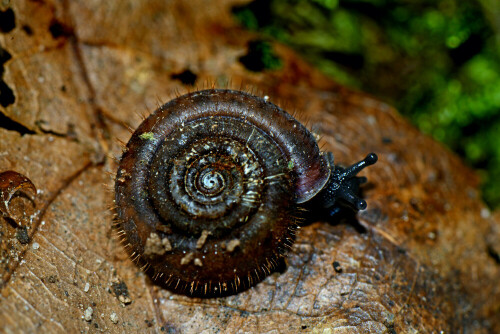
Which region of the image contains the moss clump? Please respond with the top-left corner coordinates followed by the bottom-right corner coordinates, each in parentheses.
top-left (234, 0), bottom-right (500, 208)
top-left (139, 132), bottom-right (155, 141)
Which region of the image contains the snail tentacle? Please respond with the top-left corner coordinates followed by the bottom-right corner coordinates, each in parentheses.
top-left (315, 153), bottom-right (378, 211)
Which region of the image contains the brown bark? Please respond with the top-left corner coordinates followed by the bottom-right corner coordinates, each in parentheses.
top-left (0, 0), bottom-right (498, 332)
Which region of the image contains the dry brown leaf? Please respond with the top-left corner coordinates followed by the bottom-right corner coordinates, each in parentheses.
top-left (0, 0), bottom-right (499, 333)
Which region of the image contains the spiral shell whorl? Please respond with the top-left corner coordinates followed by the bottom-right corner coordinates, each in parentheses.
top-left (115, 89), bottom-right (327, 296)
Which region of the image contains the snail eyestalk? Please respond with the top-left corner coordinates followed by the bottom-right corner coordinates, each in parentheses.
top-left (315, 153), bottom-right (378, 211)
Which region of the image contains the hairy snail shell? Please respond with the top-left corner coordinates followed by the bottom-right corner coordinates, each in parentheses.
top-left (114, 89), bottom-right (377, 297)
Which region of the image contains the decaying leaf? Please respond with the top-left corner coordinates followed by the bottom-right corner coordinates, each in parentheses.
top-left (0, 170), bottom-right (37, 225)
top-left (0, 0), bottom-right (498, 333)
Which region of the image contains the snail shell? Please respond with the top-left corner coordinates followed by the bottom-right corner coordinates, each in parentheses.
top-left (114, 89), bottom-right (376, 296)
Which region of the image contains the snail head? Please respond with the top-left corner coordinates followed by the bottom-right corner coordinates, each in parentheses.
top-left (316, 152), bottom-right (378, 212)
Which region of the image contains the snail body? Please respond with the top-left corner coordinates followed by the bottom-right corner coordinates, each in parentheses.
top-left (114, 89), bottom-right (377, 296)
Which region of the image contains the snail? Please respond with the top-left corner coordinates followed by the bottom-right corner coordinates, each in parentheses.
top-left (114, 89), bottom-right (377, 297)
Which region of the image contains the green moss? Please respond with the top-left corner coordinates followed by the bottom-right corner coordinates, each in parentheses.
top-left (139, 132), bottom-right (155, 141)
top-left (234, 0), bottom-right (500, 208)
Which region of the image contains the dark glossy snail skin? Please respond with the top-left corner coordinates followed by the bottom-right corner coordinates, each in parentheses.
top-left (315, 152), bottom-right (378, 213)
top-left (114, 89), bottom-right (377, 297)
